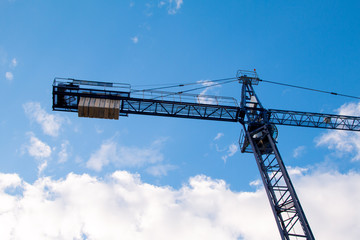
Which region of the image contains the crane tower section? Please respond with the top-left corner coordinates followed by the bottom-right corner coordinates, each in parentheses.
top-left (239, 73), bottom-right (314, 239)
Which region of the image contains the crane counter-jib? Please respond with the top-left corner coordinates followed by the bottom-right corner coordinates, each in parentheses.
top-left (52, 78), bottom-right (240, 121)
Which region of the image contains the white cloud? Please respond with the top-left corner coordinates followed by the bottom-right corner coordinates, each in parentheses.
top-left (23, 102), bottom-right (64, 137)
top-left (214, 132), bottom-right (224, 141)
top-left (0, 173), bottom-right (22, 191)
top-left (293, 145), bottom-right (306, 158)
top-left (25, 133), bottom-right (51, 175)
top-left (287, 166), bottom-right (308, 176)
top-left (5, 71), bottom-right (13, 81)
top-left (131, 36), bottom-right (139, 44)
top-left (0, 170), bottom-right (359, 239)
top-left (295, 170), bottom-right (360, 239)
top-left (26, 133), bottom-right (51, 159)
top-left (221, 143), bottom-right (238, 163)
top-left (249, 179), bottom-right (262, 187)
top-left (146, 164), bottom-right (177, 177)
top-left (86, 138), bottom-right (166, 171)
top-left (0, 171), bottom-right (275, 240)
top-left (316, 101), bottom-right (360, 161)
top-left (58, 140), bottom-right (70, 163)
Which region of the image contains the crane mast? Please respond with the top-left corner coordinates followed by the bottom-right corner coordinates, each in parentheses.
top-left (52, 71), bottom-right (360, 239)
top-left (238, 71), bottom-right (314, 239)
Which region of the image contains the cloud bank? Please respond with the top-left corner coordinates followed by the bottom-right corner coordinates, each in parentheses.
top-left (0, 170), bottom-right (359, 240)
top-left (316, 101), bottom-right (360, 161)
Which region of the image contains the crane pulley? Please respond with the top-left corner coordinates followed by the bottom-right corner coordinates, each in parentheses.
top-left (52, 71), bottom-right (360, 239)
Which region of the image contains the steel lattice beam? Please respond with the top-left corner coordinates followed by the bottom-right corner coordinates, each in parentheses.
top-left (121, 98), bottom-right (239, 122)
top-left (240, 81), bottom-right (315, 240)
top-left (52, 80), bottom-right (240, 122)
top-left (267, 108), bottom-right (360, 131)
top-left (245, 125), bottom-right (314, 239)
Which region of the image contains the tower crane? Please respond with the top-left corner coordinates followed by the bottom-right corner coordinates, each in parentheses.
top-left (52, 70), bottom-right (360, 239)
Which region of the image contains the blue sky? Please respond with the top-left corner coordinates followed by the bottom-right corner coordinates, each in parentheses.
top-left (1, 1), bottom-right (360, 239)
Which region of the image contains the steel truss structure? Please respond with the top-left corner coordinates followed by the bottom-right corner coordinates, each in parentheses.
top-left (53, 73), bottom-right (360, 240)
top-left (239, 75), bottom-right (314, 239)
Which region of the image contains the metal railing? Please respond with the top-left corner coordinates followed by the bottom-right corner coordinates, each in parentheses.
top-left (130, 89), bottom-right (238, 107)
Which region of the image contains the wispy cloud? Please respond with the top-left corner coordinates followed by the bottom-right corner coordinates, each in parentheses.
top-left (293, 145), bottom-right (306, 158)
top-left (167, 0), bottom-right (183, 15)
top-left (23, 102), bottom-right (65, 137)
top-left (213, 132), bottom-right (224, 141)
top-left (157, 0), bottom-right (183, 15)
top-left (24, 132), bottom-right (51, 175)
top-left (249, 179), bottom-right (262, 187)
top-left (130, 0), bottom-right (183, 46)
top-left (221, 143), bottom-right (238, 163)
top-left (2, 55), bottom-right (17, 81)
top-left (10, 58), bottom-right (17, 68)
top-left (86, 138), bottom-right (167, 171)
top-left (131, 36), bottom-right (139, 44)
top-left (146, 164), bottom-right (177, 177)
top-left (58, 140), bottom-right (70, 163)
top-left (197, 80), bottom-right (221, 104)
top-left (316, 101), bottom-right (360, 161)
top-left (0, 170), bottom-right (359, 239)
top-left (158, 1), bottom-right (166, 8)
top-left (212, 134), bottom-right (238, 162)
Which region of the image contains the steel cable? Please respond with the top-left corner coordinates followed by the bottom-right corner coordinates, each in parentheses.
top-left (259, 79), bottom-right (360, 100)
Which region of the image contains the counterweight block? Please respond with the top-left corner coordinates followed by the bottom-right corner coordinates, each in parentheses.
top-left (78, 97), bottom-right (120, 120)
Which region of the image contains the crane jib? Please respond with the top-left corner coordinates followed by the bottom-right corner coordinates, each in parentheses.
top-left (52, 80), bottom-right (360, 131)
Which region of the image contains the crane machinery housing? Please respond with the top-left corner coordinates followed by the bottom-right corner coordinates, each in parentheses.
top-left (52, 70), bottom-right (360, 240)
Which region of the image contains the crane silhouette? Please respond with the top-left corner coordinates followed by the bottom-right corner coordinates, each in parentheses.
top-left (52, 70), bottom-right (360, 239)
